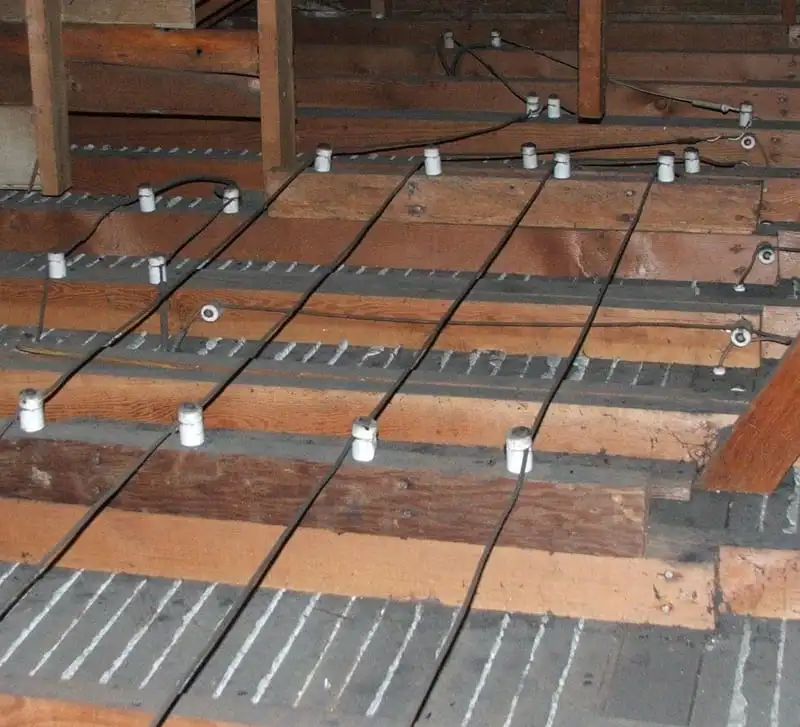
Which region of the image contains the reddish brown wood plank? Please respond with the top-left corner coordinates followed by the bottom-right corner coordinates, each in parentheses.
top-left (0, 437), bottom-right (649, 557)
top-left (698, 335), bottom-right (800, 493)
top-left (579, 0), bottom-right (607, 119)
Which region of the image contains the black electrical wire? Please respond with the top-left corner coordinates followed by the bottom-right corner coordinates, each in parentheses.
top-left (0, 161), bottom-right (311, 624)
top-left (144, 164), bottom-right (554, 727)
top-left (333, 114), bottom-right (527, 157)
top-left (60, 175), bottom-right (239, 258)
top-left (405, 172), bottom-right (658, 726)
top-left (32, 194), bottom-right (238, 343)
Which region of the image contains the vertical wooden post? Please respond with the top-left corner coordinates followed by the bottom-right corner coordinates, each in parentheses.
top-left (258, 0), bottom-right (296, 188)
top-left (782, 0), bottom-right (797, 25)
top-left (577, 0), bottom-right (606, 120)
top-left (25, 0), bottom-right (70, 195)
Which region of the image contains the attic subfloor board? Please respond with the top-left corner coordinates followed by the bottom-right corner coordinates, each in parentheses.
top-left (0, 324), bottom-right (770, 402)
top-left (0, 562), bottom-right (794, 727)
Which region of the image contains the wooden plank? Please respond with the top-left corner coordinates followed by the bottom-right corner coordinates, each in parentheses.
top-left (0, 106), bottom-right (37, 188)
top-left (0, 499), bottom-right (716, 627)
top-left (293, 44), bottom-right (800, 83)
top-left (719, 546), bottom-right (800, 618)
top-left (0, 207), bottom-right (778, 285)
top-left (61, 114), bottom-right (793, 166)
top-left (0, 695), bottom-right (244, 727)
top-left (0, 278), bottom-right (763, 367)
top-left (697, 334), bottom-right (800, 493)
top-left (370, 0), bottom-right (390, 18)
top-left (0, 0), bottom-right (195, 26)
top-left (578, 0), bottom-right (607, 119)
top-left (258, 0), bottom-right (295, 173)
top-left (6, 60), bottom-right (800, 122)
top-left (783, 0), bottom-right (797, 24)
top-left (0, 24), bottom-right (258, 72)
top-left (4, 24), bottom-right (799, 84)
top-left (0, 437), bottom-right (649, 557)
top-left (24, 0), bottom-right (69, 196)
top-left (265, 171), bottom-right (762, 235)
top-left (292, 16), bottom-right (791, 52)
top-left (0, 363), bottom-right (740, 462)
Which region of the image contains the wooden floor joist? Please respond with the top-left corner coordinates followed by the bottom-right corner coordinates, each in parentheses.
top-left (0, 207), bottom-right (783, 285)
top-left (0, 499), bottom-right (716, 627)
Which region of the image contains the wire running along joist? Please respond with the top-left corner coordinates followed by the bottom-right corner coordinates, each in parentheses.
top-left (0, 156), bottom-right (777, 725)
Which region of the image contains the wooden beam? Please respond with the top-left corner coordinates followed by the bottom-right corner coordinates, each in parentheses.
top-left (0, 695), bottom-right (245, 727)
top-left (783, 0), bottom-right (797, 25)
top-left (0, 207), bottom-right (778, 285)
top-left (25, 0), bottom-right (69, 195)
top-left (291, 16), bottom-right (791, 52)
top-left (63, 114), bottom-right (795, 166)
top-left (0, 436), bottom-right (651, 556)
top-left (0, 357), bottom-right (742, 463)
top-left (697, 334), bottom-right (800, 494)
top-left (0, 277), bottom-right (764, 367)
top-left (6, 59), bottom-right (800, 123)
top-left (258, 0), bottom-right (295, 177)
top-left (0, 499), bottom-right (716, 627)
top-left (578, 0), bottom-right (607, 120)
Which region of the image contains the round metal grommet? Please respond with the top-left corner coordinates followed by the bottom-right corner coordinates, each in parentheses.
top-left (740, 134), bottom-right (757, 151)
top-left (757, 244), bottom-right (776, 265)
top-left (200, 304), bottom-right (221, 323)
top-left (730, 327), bottom-right (753, 348)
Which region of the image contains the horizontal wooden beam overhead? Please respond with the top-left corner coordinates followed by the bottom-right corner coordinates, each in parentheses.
top-left (4, 25), bottom-right (799, 84)
top-left (0, 499), bottom-right (716, 627)
top-left (0, 357), bottom-right (740, 461)
top-left (3, 60), bottom-right (795, 123)
top-left (0, 207), bottom-right (781, 285)
top-left (291, 16), bottom-right (792, 52)
top-left (0, 435), bottom-right (651, 556)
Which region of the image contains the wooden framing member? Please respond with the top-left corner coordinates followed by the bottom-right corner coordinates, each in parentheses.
top-left (0, 352), bottom-right (743, 463)
top-left (783, 0), bottom-right (797, 25)
top-left (697, 334), bottom-right (800, 494)
top-left (0, 433), bottom-right (654, 556)
top-left (24, 0), bottom-right (69, 195)
top-left (578, 0), bottom-right (607, 119)
top-left (0, 206), bottom-right (782, 286)
top-left (0, 499), bottom-right (715, 627)
top-left (258, 0), bottom-right (295, 181)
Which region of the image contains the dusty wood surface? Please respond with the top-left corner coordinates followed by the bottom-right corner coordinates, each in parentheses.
top-left (719, 546), bottom-right (800, 618)
top-left (0, 499), bottom-right (716, 627)
top-left (0, 278), bottom-right (763, 366)
top-left (0, 207), bottom-right (781, 285)
top-left (0, 437), bottom-right (649, 557)
top-left (0, 361), bottom-right (739, 461)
